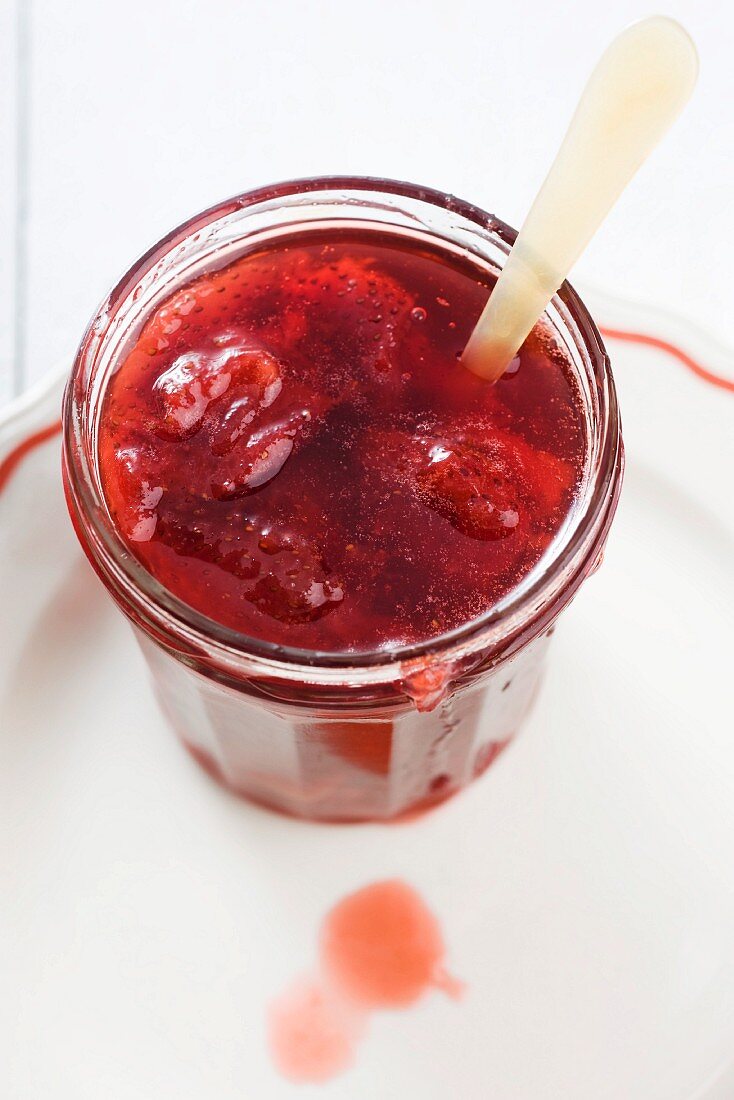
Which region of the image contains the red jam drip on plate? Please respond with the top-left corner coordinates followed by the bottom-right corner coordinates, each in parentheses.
top-left (268, 879), bottom-right (461, 1083)
top-left (267, 978), bottom-right (366, 1084)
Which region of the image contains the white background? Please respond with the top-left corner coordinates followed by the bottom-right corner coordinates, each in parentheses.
top-left (0, 0), bottom-right (732, 408)
top-left (2, 5), bottom-right (734, 1095)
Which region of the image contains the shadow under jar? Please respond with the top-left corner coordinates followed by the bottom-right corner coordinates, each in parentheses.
top-left (63, 177), bottom-right (623, 823)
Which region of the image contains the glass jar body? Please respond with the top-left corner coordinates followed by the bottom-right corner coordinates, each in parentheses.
top-left (136, 627), bottom-right (550, 821)
top-left (63, 177), bottom-right (623, 822)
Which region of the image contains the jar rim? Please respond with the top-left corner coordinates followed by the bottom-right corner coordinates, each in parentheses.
top-left (63, 175), bottom-right (623, 681)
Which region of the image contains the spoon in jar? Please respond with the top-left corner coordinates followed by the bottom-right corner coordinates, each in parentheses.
top-left (462, 15), bottom-right (699, 381)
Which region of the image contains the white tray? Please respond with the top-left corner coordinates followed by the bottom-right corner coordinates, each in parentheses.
top-left (1, 290), bottom-right (733, 1099)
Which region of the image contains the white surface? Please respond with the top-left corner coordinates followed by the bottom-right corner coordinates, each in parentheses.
top-left (0, 0), bottom-right (733, 403)
top-left (0, 0), bottom-right (19, 406)
top-left (1, 302), bottom-right (733, 1098)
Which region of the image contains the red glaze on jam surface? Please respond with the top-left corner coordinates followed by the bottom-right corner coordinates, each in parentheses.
top-left (99, 231), bottom-right (586, 651)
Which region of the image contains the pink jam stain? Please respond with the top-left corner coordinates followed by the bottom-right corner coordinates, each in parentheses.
top-left (0, 421), bottom-right (61, 493)
top-left (268, 880), bottom-right (462, 1083)
top-left (320, 879), bottom-right (462, 1007)
top-left (267, 978), bottom-right (366, 1084)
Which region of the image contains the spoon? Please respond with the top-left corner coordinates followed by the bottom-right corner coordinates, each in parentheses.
top-left (462, 16), bottom-right (699, 381)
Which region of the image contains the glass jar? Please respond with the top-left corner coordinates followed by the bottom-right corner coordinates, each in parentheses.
top-left (62, 177), bottom-right (623, 822)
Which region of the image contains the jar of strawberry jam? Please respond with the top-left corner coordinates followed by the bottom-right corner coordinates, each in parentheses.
top-left (63, 177), bottom-right (623, 822)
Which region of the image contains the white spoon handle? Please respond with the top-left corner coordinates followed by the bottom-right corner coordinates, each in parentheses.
top-left (463, 16), bottom-right (699, 381)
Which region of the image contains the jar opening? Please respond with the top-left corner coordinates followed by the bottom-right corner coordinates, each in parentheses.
top-left (63, 177), bottom-right (622, 682)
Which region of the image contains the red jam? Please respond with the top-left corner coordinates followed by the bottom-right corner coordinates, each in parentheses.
top-left (320, 879), bottom-right (459, 1007)
top-left (99, 230), bottom-right (586, 652)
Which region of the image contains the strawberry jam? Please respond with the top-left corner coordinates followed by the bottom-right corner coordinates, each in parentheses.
top-left (98, 230), bottom-right (586, 653)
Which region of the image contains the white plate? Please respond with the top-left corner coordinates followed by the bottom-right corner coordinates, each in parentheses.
top-left (2, 291), bottom-right (733, 1100)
